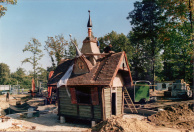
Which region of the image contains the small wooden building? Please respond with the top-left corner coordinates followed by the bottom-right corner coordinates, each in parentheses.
top-left (47, 11), bottom-right (133, 124)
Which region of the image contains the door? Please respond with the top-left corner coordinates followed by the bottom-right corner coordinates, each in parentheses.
top-left (112, 93), bottom-right (116, 115)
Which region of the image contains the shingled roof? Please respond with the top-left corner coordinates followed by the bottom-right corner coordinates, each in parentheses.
top-left (48, 51), bottom-right (131, 87)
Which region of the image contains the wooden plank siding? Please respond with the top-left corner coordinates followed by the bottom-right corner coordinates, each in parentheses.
top-left (104, 88), bottom-right (111, 119)
top-left (79, 105), bottom-right (92, 118)
top-left (59, 87), bottom-right (77, 116)
top-left (116, 87), bottom-right (123, 115)
top-left (93, 105), bottom-right (101, 119)
top-left (59, 86), bottom-right (102, 120)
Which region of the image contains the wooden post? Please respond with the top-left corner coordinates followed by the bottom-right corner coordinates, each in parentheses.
top-left (122, 87), bottom-right (124, 114)
top-left (102, 88), bottom-right (105, 120)
top-left (57, 88), bottom-right (60, 116)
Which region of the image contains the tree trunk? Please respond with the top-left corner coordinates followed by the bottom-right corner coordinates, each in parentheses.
top-left (152, 57), bottom-right (155, 91)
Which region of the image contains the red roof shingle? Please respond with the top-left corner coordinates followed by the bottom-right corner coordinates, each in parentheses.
top-left (48, 52), bottom-right (128, 86)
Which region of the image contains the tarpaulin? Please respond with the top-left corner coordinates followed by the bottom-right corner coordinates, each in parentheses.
top-left (57, 36), bottom-right (82, 97)
top-left (57, 64), bottom-right (74, 88)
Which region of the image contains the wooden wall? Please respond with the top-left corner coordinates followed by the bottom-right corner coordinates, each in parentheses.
top-left (59, 87), bottom-right (77, 116)
top-left (103, 87), bottom-right (123, 119)
top-left (116, 87), bottom-right (123, 115)
top-left (104, 87), bottom-right (111, 118)
top-left (59, 86), bottom-right (102, 120)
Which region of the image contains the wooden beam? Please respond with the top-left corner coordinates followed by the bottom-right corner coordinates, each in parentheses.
top-left (83, 53), bottom-right (110, 55)
top-left (102, 88), bottom-right (106, 120)
top-left (91, 105), bottom-right (94, 119)
top-left (99, 87), bottom-right (103, 120)
top-left (122, 89), bottom-right (124, 114)
top-left (57, 89), bottom-right (61, 116)
top-left (124, 108), bottom-right (157, 116)
top-left (77, 105), bottom-right (79, 116)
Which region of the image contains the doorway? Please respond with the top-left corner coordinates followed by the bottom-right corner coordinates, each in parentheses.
top-left (112, 93), bottom-right (116, 115)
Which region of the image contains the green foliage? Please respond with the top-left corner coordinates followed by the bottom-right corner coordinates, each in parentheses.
top-left (0, 63), bottom-right (11, 85)
top-left (98, 31), bottom-right (133, 61)
top-left (45, 34), bottom-right (80, 69)
top-left (158, 0), bottom-right (193, 83)
top-left (45, 34), bottom-right (68, 67)
top-left (37, 67), bottom-right (48, 88)
top-left (10, 67), bottom-right (31, 89)
top-left (22, 38), bottom-right (44, 83)
top-left (162, 22), bottom-right (193, 82)
top-left (127, 0), bottom-right (164, 83)
top-left (127, 31), bottom-right (163, 81)
top-left (67, 38), bottom-right (78, 59)
top-left (127, 0), bottom-right (193, 84)
top-left (0, 0), bottom-right (17, 17)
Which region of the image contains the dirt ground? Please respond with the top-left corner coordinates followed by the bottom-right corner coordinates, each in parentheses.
top-left (3, 112), bottom-right (193, 132)
top-left (0, 94), bottom-right (194, 132)
top-left (0, 94), bottom-right (29, 115)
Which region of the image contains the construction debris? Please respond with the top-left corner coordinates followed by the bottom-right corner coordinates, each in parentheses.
top-left (148, 103), bottom-right (194, 129)
top-left (92, 115), bottom-right (154, 132)
top-left (0, 116), bottom-right (12, 129)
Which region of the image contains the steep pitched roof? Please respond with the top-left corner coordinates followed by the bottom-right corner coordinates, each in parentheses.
top-left (48, 59), bottom-right (74, 86)
top-left (48, 52), bottom-right (131, 87)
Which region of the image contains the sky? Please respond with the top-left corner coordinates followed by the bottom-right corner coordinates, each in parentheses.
top-left (0, 0), bottom-right (137, 73)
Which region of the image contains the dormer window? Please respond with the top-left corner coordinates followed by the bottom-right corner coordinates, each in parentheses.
top-left (73, 56), bottom-right (93, 75)
top-left (78, 62), bottom-right (84, 70)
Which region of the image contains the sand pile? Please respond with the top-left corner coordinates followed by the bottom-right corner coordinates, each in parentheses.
top-left (92, 115), bottom-right (154, 132)
top-left (148, 103), bottom-right (194, 129)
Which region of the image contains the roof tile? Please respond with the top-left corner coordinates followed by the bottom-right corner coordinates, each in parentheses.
top-left (48, 52), bottom-right (124, 86)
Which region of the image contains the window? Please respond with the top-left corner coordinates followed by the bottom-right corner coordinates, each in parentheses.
top-left (69, 87), bottom-right (99, 105)
top-left (76, 87), bottom-right (91, 104)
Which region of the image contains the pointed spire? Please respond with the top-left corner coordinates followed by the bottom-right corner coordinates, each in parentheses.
top-left (69, 34), bottom-right (82, 57)
top-left (87, 10), bottom-right (92, 28)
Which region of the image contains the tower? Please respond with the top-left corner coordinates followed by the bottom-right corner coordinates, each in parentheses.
top-left (81, 10), bottom-right (100, 65)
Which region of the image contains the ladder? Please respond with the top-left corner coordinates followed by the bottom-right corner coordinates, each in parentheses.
top-left (123, 87), bottom-right (138, 113)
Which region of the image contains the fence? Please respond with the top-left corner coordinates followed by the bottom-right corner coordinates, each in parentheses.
top-left (0, 85), bottom-right (11, 91)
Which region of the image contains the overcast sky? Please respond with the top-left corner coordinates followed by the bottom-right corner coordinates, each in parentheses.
top-left (0, 0), bottom-right (137, 73)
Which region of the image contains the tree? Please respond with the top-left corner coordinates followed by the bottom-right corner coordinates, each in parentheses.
top-left (67, 38), bottom-right (78, 59)
top-left (158, 0), bottom-right (194, 83)
top-left (127, 0), bottom-right (165, 84)
top-left (37, 67), bottom-right (48, 88)
top-left (10, 67), bottom-right (32, 88)
top-left (0, 63), bottom-right (11, 85)
top-left (98, 31), bottom-right (133, 61)
top-left (22, 38), bottom-right (44, 83)
top-left (127, 31), bottom-right (163, 81)
top-left (0, 0), bottom-right (17, 17)
top-left (161, 23), bottom-right (193, 82)
top-left (11, 67), bottom-right (25, 84)
top-left (45, 34), bottom-right (68, 68)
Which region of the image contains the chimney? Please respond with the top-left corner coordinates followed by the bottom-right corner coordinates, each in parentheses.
top-left (81, 10), bottom-right (100, 65)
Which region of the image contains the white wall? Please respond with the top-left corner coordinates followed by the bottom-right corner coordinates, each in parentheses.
top-left (112, 73), bottom-right (124, 87)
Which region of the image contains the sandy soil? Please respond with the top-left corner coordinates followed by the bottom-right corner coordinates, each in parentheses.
top-left (1, 95), bottom-right (194, 132)
top-left (2, 111), bottom-right (193, 132)
top-left (6, 112), bottom-right (90, 131)
top-left (0, 94), bottom-right (29, 115)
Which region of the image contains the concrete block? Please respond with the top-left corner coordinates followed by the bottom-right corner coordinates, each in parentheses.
top-left (60, 116), bottom-right (65, 123)
top-left (27, 108), bottom-right (34, 118)
top-left (91, 121), bottom-right (96, 127)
